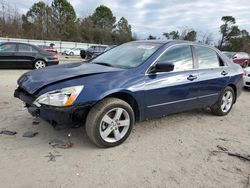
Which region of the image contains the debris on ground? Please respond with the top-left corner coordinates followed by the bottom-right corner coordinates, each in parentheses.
top-left (22, 131), bottom-right (38, 138)
top-left (247, 176), bottom-right (250, 188)
top-left (49, 134), bottom-right (74, 149)
top-left (217, 145), bottom-right (228, 151)
top-left (32, 121), bottom-right (40, 125)
top-left (227, 152), bottom-right (250, 162)
top-left (44, 152), bottom-right (62, 162)
top-left (0, 130), bottom-right (17, 135)
top-left (212, 145), bottom-right (250, 162)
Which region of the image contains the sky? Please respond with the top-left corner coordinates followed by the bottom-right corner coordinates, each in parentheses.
top-left (8, 0), bottom-right (250, 42)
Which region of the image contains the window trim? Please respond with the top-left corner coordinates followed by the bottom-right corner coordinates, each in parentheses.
top-left (17, 44), bottom-right (33, 52)
top-left (0, 43), bottom-right (17, 52)
top-left (193, 45), bottom-right (224, 69)
top-left (146, 43), bottom-right (195, 75)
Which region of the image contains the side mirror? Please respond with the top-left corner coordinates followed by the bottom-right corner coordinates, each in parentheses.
top-left (149, 61), bottom-right (175, 73)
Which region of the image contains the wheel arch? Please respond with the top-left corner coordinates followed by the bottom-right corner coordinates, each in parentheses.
top-left (33, 58), bottom-right (47, 68)
top-left (227, 83), bottom-right (237, 103)
top-left (104, 92), bottom-right (140, 121)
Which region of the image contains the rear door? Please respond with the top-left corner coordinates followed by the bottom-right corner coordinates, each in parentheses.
top-left (15, 44), bottom-right (37, 68)
top-left (144, 44), bottom-right (201, 119)
top-left (193, 45), bottom-right (230, 107)
top-left (0, 43), bottom-right (17, 68)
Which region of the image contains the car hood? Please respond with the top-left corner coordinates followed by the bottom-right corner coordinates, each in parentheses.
top-left (17, 62), bottom-right (123, 94)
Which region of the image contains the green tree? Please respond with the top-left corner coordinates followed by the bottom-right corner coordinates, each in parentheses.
top-left (51, 0), bottom-right (78, 40)
top-left (114, 17), bottom-right (132, 43)
top-left (91, 5), bottom-right (116, 30)
top-left (163, 31), bottom-right (180, 40)
top-left (163, 29), bottom-right (196, 41)
top-left (183, 30), bottom-right (197, 41)
top-left (22, 1), bottom-right (52, 39)
top-left (219, 16), bottom-right (240, 49)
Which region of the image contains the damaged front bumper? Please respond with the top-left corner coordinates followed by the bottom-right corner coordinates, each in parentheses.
top-left (14, 87), bottom-right (94, 127)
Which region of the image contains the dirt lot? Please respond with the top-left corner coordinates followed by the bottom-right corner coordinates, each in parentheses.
top-left (0, 58), bottom-right (250, 188)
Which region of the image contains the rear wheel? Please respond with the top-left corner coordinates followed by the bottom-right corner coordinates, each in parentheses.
top-left (85, 98), bottom-right (135, 147)
top-left (242, 62), bottom-right (248, 68)
top-left (211, 86), bottom-right (235, 116)
top-left (34, 60), bottom-right (46, 69)
top-left (70, 52), bottom-right (74, 56)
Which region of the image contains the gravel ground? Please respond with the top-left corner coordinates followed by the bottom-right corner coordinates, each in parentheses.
top-left (0, 59), bottom-right (249, 188)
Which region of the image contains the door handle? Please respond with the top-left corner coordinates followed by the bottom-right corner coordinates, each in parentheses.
top-left (221, 70), bottom-right (228, 76)
top-left (187, 75), bottom-right (197, 81)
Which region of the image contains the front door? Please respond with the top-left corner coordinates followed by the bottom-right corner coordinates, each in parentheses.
top-left (144, 45), bottom-right (200, 119)
top-left (0, 43), bottom-right (17, 68)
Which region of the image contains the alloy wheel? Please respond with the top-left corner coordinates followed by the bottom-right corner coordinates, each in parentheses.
top-left (99, 107), bottom-right (130, 143)
top-left (221, 91), bottom-right (233, 113)
top-left (34, 60), bottom-right (46, 69)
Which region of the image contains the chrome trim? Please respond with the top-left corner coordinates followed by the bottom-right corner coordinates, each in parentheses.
top-left (147, 93), bottom-right (219, 108)
top-left (0, 59), bottom-right (31, 61)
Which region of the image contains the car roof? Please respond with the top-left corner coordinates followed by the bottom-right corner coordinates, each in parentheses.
top-left (130, 40), bottom-right (208, 46)
top-left (1, 41), bottom-right (38, 47)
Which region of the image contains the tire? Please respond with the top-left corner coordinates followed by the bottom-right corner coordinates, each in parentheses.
top-left (242, 62), bottom-right (248, 68)
top-left (69, 52), bottom-right (74, 56)
top-left (34, 60), bottom-right (46, 69)
top-left (211, 86), bottom-right (235, 116)
top-left (85, 98), bottom-right (135, 148)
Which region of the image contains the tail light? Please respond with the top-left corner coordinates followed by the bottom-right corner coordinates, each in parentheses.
top-left (53, 54), bottom-right (58, 60)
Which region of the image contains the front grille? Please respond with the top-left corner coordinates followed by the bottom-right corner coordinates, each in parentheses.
top-left (248, 74), bottom-right (250, 77)
top-left (246, 82), bottom-right (250, 86)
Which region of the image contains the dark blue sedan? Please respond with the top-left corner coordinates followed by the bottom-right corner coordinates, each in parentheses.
top-left (14, 40), bottom-right (244, 147)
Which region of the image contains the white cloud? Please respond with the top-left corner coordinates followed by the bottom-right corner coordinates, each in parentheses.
top-left (6, 0), bottom-right (250, 41)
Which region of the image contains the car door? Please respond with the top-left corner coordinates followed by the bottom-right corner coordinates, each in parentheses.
top-left (144, 44), bottom-right (201, 119)
top-left (15, 44), bottom-right (37, 68)
top-left (0, 43), bottom-right (17, 68)
top-left (193, 45), bottom-right (230, 107)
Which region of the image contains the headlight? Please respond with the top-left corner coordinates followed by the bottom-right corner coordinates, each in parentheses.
top-left (34, 86), bottom-right (84, 107)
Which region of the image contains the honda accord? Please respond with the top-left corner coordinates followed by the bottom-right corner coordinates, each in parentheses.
top-left (14, 40), bottom-right (243, 147)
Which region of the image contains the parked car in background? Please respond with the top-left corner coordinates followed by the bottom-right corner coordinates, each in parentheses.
top-left (14, 40), bottom-right (243, 147)
top-left (0, 42), bottom-right (59, 69)
top-left (62, 48), bottom-right (82, 56)
top-left (38, 45), bottom-right (58, 54)
top-left (223, 51), bottom-right (250, 68)
top-left (243, 67), bottom-right (250, 88)
top-left (80, 45), bottom-right (108, 59)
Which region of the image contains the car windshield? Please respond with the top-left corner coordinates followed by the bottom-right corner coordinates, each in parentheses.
top-left (91, 42), bottom-right (162, 69)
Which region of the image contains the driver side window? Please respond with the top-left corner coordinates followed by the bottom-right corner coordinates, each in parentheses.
top-left (157, 45), bottom-right (193, 72)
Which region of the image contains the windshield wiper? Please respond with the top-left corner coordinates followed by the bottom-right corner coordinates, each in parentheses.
top-left (94, 62), bottom-right (113, 67)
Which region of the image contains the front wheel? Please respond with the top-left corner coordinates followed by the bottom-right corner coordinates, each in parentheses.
top-left (211, 86), bottom-right (235, 116)
top-left (85, 98), bottom-right (135, 147)
top-left (34, 60), bottom-right (46, 69)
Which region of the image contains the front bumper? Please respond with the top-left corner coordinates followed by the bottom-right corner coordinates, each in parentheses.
top-left (243, 75), bottom-right (250, 87)
top-left (14, 87), bottom-right (94, 127)
top-left (47, 60), bottom-right (59, 66)
top-left (27, 104), bottom-right (91, 127)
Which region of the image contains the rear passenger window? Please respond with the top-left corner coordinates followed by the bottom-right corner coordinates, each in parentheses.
top-left (18, 44), bottom-right (33, 52)
top-left (157, 45), bottom-right (193, 72)
top-left (195, 46), bottom-right (221, 68)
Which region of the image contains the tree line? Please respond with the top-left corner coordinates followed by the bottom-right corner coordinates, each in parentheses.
top-left (0, 0), bottom-right (132, 44)
top-left (0, 0), bottom-right (249, 52)
top-left (147, 16), bottom-right (250, 53)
